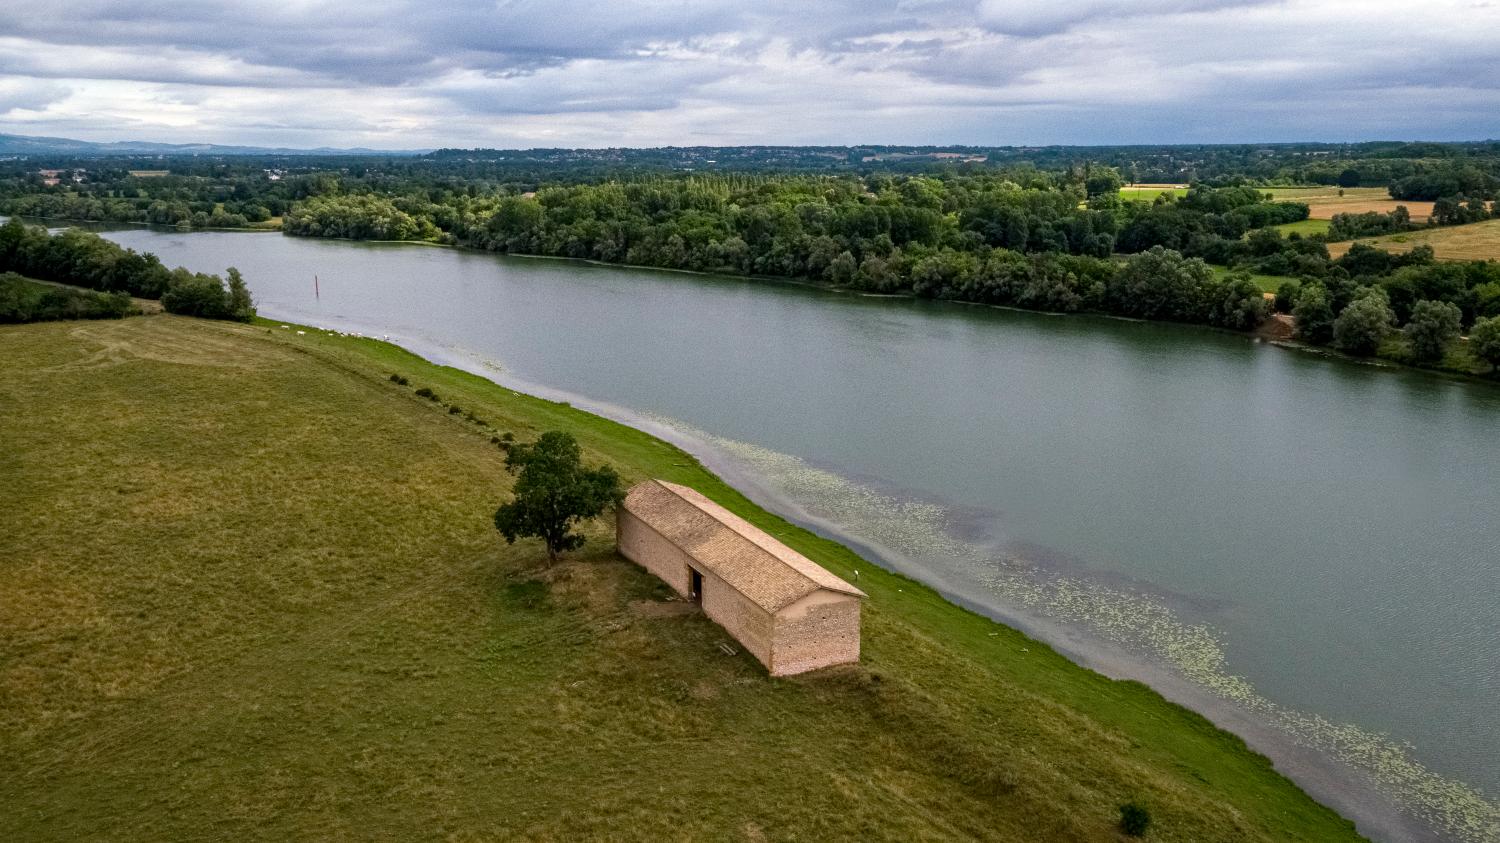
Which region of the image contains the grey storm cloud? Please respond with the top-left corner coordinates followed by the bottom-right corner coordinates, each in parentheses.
top-left (0, 0), bottom-right (1496, 148)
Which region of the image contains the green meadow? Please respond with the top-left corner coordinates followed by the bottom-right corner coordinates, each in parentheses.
top-left (0, 315), bottom-right (1362, 841)
top-left (1272, 218), bottom-right (1331, 237)
top-left (1119, 186), bottom-right (1189, 201)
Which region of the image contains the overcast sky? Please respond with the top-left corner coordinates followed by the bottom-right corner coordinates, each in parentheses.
top-left (0, 0), bottom-right (1496, 149)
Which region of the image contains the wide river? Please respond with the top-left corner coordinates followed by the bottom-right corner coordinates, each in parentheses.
top-left (91, 227), bottom-right (1498, 842)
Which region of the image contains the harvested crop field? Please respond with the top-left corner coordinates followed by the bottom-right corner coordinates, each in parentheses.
top-left (1326, 218), bottom-right (1500, 261)
top-left (1263, 187), bottom-right (1432, 222)
top-left (1305, 199), bottom-right (1433, 222)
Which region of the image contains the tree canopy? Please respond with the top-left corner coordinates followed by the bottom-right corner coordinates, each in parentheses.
top-left (493, 431), bottom-right (625, 561)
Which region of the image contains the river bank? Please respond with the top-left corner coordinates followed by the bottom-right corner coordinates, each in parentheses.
top-left (2, 313), bottom-right (1367, 841)
top-left (332, 314), bottom-right (1460, 843)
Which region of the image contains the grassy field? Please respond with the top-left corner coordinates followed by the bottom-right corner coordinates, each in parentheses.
top-left (0, 315), bottom-right (1363, 841)
top-left (1326, 218), bottom-right (1500, 262)
top-left (1209, 264), bottom-right (1294, 295)
top-left (1272, 218), bottom-right (1331, 237)
top-left (1259, 187), bottom-right (1386, 201)
top-left (1120, 184), bottom-right (1188, 201)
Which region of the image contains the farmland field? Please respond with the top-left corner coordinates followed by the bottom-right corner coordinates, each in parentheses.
top-left (1326, 218), bottom-right (1500, 261)
top-left (1262, 186), bottom-right (1433, 222)
top-left (1120, 185), bottom-right (1432, 224)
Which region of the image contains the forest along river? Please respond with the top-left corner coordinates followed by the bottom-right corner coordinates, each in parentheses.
top-left (93, 228), bottom-right (1499, 843)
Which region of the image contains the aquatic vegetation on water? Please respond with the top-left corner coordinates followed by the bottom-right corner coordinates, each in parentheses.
top-left (667, 420), bottom-right (1500, 843)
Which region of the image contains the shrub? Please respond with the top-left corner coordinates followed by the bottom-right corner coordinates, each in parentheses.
top-left (1119, 802), bottom-right (1151, 837)
top-left (448, 405), bottom-right (463, 414)
top-left (389, 374), bottom-right (409, 385)
top-left (0, 273), bottom-right (136, 323)
top-left (414, 387), bottom-right (438, 400)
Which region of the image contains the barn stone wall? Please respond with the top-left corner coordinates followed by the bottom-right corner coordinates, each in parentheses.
top-left (617, 510), bottom-right (776, 669)
top-left (699, 567), bottom-right (773, 667)
top-left (617, 508), bottom-right (692, 596)
top-left (771, 591), bottom-right (861, 676)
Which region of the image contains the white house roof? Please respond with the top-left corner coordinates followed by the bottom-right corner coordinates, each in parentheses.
top-left (623, 479), bottom-right (866, 613)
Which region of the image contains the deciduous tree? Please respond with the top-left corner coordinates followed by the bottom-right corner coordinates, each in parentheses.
top-left (1404, 299), bottom-right (1462, 363)
top-left (1333, 292), bottom-right (1395, 356)
top-left (493, 431), bottom-right (624, 562)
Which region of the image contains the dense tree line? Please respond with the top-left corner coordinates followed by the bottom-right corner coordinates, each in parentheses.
top-left (7, 148), bottom-right (1500, 372)
top-left (1327, 207), bottom-right (1415, 240)
top-left (1, 191), bottom-right (268, 229)
top-left (1113, 186), bottom-right (1309, 254)
top-left (1275, 242), bottom-right (1500, 369)
top-left (1431, 197), bottom-right (1497, 226)
top-left (283, 194), bottom-right (442, 240)
top-left (270, 170), bottom-right (1278, 330)
top-left (0, 272), bottom-right (135, 323)
top-left (0, 218), bottom-right (255, 321)
top-left (1388, 166), bottom-right (1500, 201)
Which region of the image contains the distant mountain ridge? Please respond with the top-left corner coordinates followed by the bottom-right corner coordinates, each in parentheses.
top-left (0, 132), bottom-right (425, 156)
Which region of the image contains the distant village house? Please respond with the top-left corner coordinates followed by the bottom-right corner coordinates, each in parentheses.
top-left (618, 480), bottom-right (865, 676)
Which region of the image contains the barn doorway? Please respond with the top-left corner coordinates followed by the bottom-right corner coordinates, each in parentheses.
top-left (689, 568), bottom-right (703, 603)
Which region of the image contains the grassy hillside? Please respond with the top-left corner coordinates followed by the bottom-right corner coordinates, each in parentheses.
top-left (0, 315), bottom-right (1363, 841)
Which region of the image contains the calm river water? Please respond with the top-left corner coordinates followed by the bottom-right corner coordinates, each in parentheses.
top-left (90, 228), bottom-right (1499, 842)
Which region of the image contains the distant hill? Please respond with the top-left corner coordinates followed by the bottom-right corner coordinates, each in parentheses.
top-left (0, 132), bottom-right (425, 157)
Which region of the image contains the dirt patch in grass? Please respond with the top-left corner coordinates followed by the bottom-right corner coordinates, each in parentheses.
top-left (629, 598), bottom-right (697, 618)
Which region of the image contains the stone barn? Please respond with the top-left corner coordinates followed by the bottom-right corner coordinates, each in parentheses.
top-left (617, 479), bottom-right (865, 676)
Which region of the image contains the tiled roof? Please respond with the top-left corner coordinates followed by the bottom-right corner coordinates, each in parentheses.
top-left (623, 480), bottom-right (866, 613)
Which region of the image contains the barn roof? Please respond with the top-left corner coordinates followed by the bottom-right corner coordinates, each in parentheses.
top-left (623, 479), bottom-right (866, 613)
